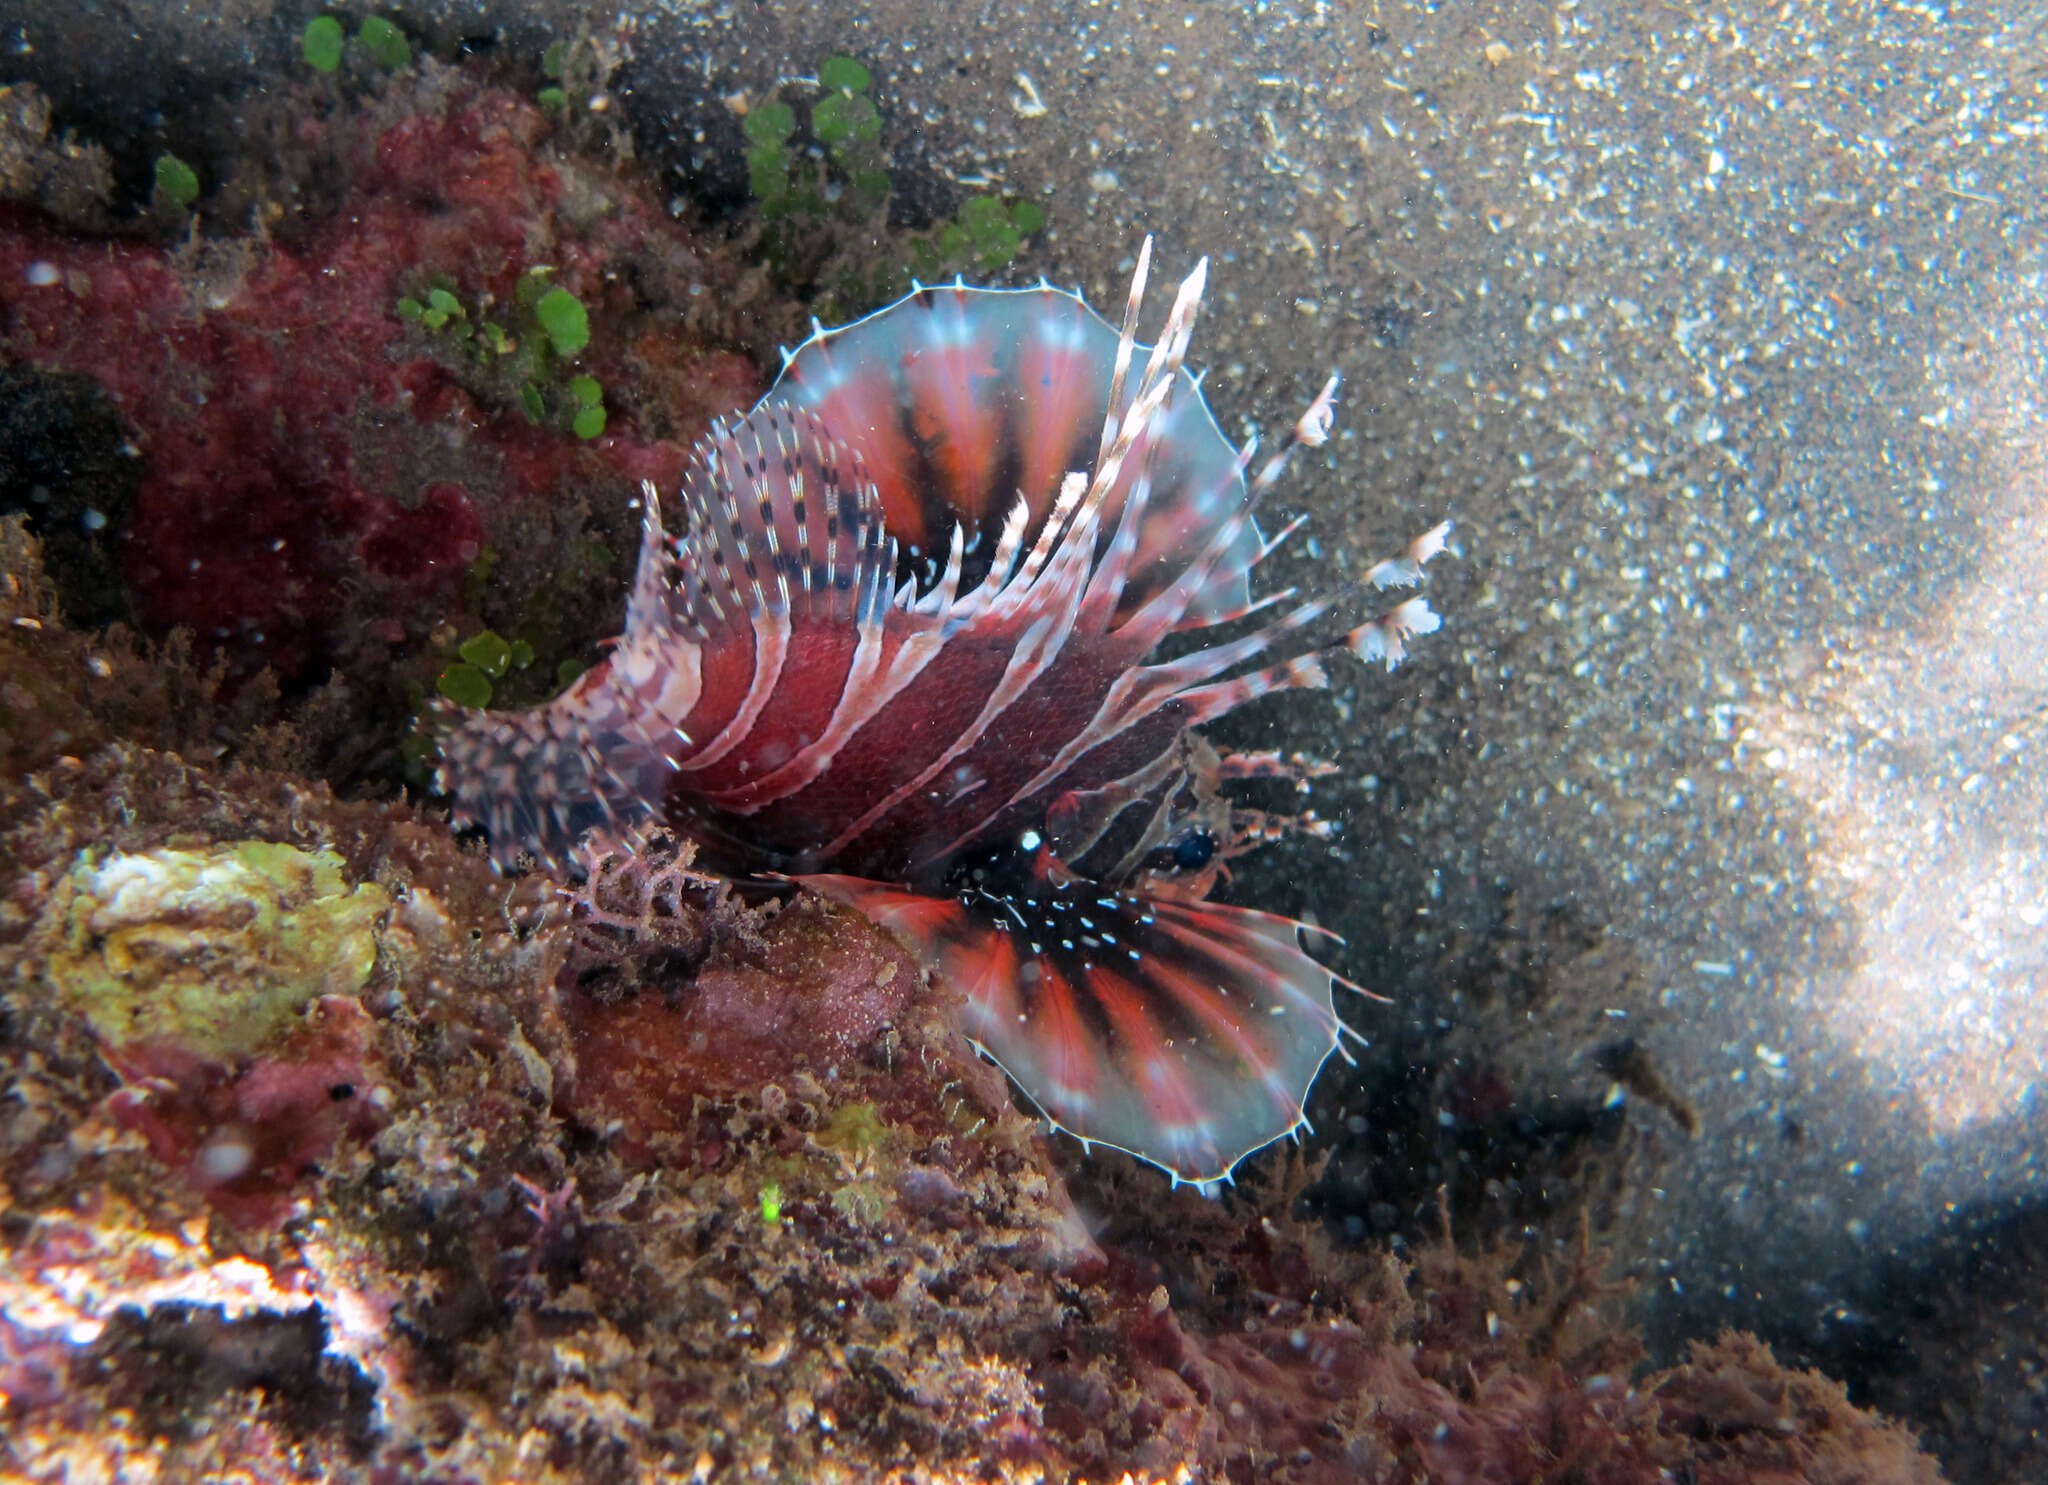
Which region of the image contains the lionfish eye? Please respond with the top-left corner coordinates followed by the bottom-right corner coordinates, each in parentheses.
top-left (1169, 830), bottom-right (1218, 872)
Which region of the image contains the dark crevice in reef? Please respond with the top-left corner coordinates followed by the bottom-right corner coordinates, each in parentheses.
top-left (0, 363), bottom-right (139, 629)
top-left (84, 1303), bottom-right (380, 1458)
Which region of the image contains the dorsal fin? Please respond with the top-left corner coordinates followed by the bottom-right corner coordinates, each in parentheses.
top-left (675, 405), bottom-right (886, 626)
top-left (762, 251), bottom-right (1265, 626)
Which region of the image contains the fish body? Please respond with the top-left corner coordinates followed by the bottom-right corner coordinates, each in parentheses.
top-left (438, 240), bottom-right (1447, 1183)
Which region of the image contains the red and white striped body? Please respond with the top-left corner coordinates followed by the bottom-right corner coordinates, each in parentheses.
top-left (438, 240), bottom-right (1449, 1184)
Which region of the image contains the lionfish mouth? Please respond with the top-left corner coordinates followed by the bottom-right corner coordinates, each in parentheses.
top-left (435, 237), bottom-right (1449, 1186)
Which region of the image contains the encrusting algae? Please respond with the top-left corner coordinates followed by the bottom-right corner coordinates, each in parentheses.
top-left (40, 841), bottom-right (387, 1061)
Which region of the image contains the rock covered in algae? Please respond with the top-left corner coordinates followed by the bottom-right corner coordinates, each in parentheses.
top-left (14, 836), bottom-right (396, 1228)
top-left (38, 841), bottom-right (387, 1060)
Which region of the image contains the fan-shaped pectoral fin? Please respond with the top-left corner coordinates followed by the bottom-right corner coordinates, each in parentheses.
top-left (798, 872), bottom-right (1355, 1184)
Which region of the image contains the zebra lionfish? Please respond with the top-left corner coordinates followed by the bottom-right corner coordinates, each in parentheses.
top-left (436, 239), bottom-right (1448, 1185)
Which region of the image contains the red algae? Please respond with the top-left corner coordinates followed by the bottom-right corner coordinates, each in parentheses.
top-left (0, 69), bottom-right (754, 691)
top-left (100, 995), bottom-right (387, 1231)
top-left (565, 892), bottom-right (934, 1167)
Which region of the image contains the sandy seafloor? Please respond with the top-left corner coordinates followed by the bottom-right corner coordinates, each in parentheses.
top-left (7, 0), bottom-right (2046, 1478)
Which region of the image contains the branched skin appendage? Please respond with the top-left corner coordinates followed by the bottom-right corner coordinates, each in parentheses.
top-left (562, 829), bottom-right (766, 999)
top-left (437, 236), bottom-right (1450, 1186)
top-left (503, 1174), bottom-right (582, 1298)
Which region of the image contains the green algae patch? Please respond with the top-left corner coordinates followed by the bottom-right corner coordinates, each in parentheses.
top-left (43, 842), bottom-right (388, 1060)
top-left (302, 15), bottom-right (344, 72)
top-left (815, 1100), bottom-right (888, 1156)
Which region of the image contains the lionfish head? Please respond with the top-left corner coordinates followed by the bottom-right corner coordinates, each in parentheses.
top-left (437, 237), bottom-right (1449, 1186)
